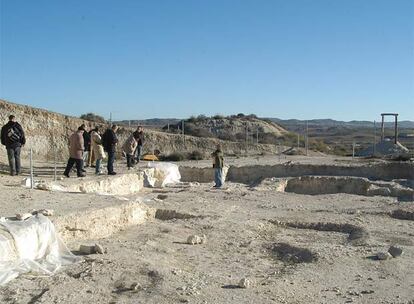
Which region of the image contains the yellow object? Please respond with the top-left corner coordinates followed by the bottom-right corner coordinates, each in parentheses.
top-left (142, 154), bottom-right (159, 161)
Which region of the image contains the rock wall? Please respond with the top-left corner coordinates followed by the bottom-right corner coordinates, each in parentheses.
top-left (179, 162), bottom-right (414, 184)
top-left (0, 99), bottom-right (281, 161)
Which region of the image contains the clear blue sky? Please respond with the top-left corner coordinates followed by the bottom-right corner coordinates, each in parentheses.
top-left (1, 0), bottom-right (413, 121)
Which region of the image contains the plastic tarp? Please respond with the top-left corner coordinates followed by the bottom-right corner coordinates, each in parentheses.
top-left (0, 214), bottom-right (81, 286)
top-left (147, 162), bottom-right (181, 187)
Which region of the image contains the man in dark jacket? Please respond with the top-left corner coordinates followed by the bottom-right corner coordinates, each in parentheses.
top-left (133, 126), bottom-right (145, 163)
top-left (82, 124), bottom-right (91, 167)
top-left (1, 115), bottom-right (26, 176)
top-left (102, 124), bottom-right (119, 175)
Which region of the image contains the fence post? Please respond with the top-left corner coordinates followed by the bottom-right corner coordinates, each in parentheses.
top-left (373, 120), bottom-right (376, 156)
top-left (54, 146), bottom-right (57, 181)
top-left (297, 133), bottom-right (300, 149)
top-left (305, 121), bottom-right (309, 156)
top-left (30, 148), bottom-right (34, 189)
top-left (182, 120), bottom-right (185, 146)
top-left (352, 141), bottom-right (355, 159)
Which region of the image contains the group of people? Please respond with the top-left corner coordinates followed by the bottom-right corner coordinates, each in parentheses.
top-left (63, 124), bottom-right (145, 177)
top-left (1, 115), bottom-right (225, 188)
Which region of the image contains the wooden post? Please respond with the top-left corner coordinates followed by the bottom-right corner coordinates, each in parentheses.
top-left (394, 115), bottom-right (398, 144)
top-left (30, 148), bottom-right (34, 189)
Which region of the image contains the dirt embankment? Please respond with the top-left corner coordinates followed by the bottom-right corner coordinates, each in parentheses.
top-left (0, 99), bottom-right (281, 161)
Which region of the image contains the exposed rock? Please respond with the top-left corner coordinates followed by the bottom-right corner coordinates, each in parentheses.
top-left (32, 209), bottom-right (54, 216)
top-left (15, 213), bottom-right (32, 221)
top-left (79, 245), bottom-right (98, 255)
top-left (238, 278), bottom-right (251, 289)
top-left (95, 244), bottom-right (105, 254)
top-left (157, 194), bottom-right (168, 200)
top-left (187, 234), bottom-right (207, 245)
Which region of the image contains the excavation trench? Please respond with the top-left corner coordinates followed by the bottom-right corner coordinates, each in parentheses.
top-left (180, 165), bottom-right (413, 199)
top-left (269, 220), bottom-right (368, 245)
top-left (26, 164), bottom-right (411, 243)
top-left (180, 162), bottom-right (414, 184)
top-left (55, 204), bottom-right (205, 243)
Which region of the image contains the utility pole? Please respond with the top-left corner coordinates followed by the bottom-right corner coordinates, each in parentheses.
top-left (297, 133), bottom-right (300, 149)
top-left (305, 121), bottom-right (309, 156)
top-left (30, 148), bottom-right (34, 189)
top-left (109, 112), bottom-right (112, 125)
top-left (373, 120), bottom-right (376, 156)
top-left (182, 120), bottom-right (185, 145)
top-left (352, 140), bottom-right (355, 159)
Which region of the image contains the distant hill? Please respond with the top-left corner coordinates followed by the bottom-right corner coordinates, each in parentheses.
top-left (114, 118), bottom-right (180, 129)
top-left (163, 114), bottom-right (291, 145)
top-left (268, 118), bottom-right (414, 129)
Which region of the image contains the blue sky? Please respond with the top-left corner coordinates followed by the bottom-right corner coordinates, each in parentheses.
top-left (1, 0), bottom-right (413, 121)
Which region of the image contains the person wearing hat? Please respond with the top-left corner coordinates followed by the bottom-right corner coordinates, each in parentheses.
top-left (1, 115), bottom-right (26, 176)
top-left (63, 125), bottom-right (86, 178)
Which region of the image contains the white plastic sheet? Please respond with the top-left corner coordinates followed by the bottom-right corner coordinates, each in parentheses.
top-left (147, 162), bottom-right (181, 187)
top-left (0, 214), bottom-right (81, 286)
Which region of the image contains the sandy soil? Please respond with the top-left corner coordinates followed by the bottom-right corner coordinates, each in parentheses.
top-left (0, 157), bottom-right (413, 304)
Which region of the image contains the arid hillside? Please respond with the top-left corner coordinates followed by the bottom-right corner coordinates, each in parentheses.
top-left (0, 99), bottom-right (282, 162)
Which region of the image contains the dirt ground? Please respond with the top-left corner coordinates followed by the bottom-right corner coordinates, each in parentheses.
top-left (0, 156), bottom-right (413, 304)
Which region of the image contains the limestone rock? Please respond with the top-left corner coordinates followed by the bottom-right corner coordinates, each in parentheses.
top-left (15, 213), bottom-right (32, 221)
top-left (95, 244), bottom-right (105, 254)
top-left (238, 278), bottom-right (251, 289)
top-left (187, 234), bottom-right (206, 245)
top-left (79, 245), bottom-right (97, 255)
top-left (32, 209), bottom-right (54, 216)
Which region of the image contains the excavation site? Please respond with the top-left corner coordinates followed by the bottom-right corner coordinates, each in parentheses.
top-left (0, 149), bottom-right (413, 304)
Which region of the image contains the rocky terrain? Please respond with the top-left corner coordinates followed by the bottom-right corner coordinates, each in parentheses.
top-left (0, 155), bottom-right (413, 304)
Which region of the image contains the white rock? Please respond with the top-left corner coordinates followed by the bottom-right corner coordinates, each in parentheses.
top-left (187, 235), bottom-right (202, 245)
top-left (15, 213), bottom-right (32, 220)
top-left (238, 278), bottom-right (251, 289)
top-left (32, 209), bottom-right (54, 216)
top-left (95, 244), bottom-right (105, 254)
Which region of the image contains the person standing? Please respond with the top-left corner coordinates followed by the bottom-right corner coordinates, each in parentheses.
top-left (90, 126), bottom-right (106, 174)
top-left (82, 124), bottom-right (91, 167)
top-left (102, 124), bottom-right (118, 175)
top-left (134, 126), bottom-right (145, 162)
top-left (211, 144), bottom-right (224, 188)
top-left (122, 132), bottom-right (139, 169)
top-left (88, 128), bottom-right (96, 167)
top-left (1, 115), bottom-right (26, 176)
top-left (63, 126), bottom-right (86, 178)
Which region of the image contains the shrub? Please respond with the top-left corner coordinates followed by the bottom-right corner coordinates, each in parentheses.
top-left (213, 114), bottom-right (224, 120)
top-left (161, 152), bottom-right (188, 161)
top-left (80, 113), bottom-right (107, 123)
top-left (189, 150), bottom-right (205, 160)
top-left (217, 131), bottom-right (237, 141)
